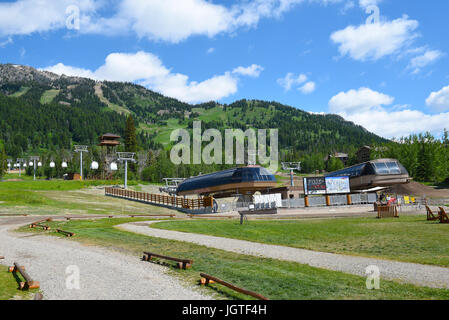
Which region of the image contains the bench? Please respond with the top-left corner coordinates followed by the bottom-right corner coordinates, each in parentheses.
top-left (29, 218), bottom-right (52, 228)
top-left (426, 206), bottom-right (440, 221)
top-left (438, 207), bottom-right (449, 224)
top-left (9, 262), bottom-right (40, 290)
top-left (56, 229), bottom-right (76, 237)
top-left (143, 251), bottom-right (193, 269)
top-left (65, 216), bottom-right (114, 220)
top-left (30, 224), bottom-right (51, 231)
top-left (200, 273), bottom-right (269, 300)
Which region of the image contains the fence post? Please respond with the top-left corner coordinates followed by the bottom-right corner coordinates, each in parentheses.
top-left (304, 196), bottom-right (309, 208)
top-left (347, 194), bottom-right (352, 205)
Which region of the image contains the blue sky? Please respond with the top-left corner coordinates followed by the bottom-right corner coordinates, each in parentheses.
top-left (0, 0), bottom-right (448, 139)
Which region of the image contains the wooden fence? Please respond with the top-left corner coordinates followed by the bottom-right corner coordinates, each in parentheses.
top-left (377, 204), bottom-right (399, 219)
top-left (105, 187), bottom-right (213, 211)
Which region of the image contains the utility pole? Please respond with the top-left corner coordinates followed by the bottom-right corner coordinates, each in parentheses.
top-left (30, 156), bottom-right (40, 181)
top-left (281, 162), bottom-right (301, 187)
top-left (74, 145), bottom-right (88, 181)
top-left (117, 152), bottom-right (136, 189)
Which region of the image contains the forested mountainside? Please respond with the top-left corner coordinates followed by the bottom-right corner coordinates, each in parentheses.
top-left (0, 63), bottom-right (387, 159)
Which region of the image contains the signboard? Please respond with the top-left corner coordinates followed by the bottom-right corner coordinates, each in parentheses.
top-left (304, 176), bottom-right (351, 195)
top-left (325, 177), bottom-right (351, 194)
top-left (303, 177), bottom-right (327, 195)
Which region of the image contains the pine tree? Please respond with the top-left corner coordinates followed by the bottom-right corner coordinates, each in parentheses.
top-left (125, 115), bottom-right (137, 153)
top-left (326, 156), bottom-right (344, 172)
top-left (0, 140), bottom-right (6, 178)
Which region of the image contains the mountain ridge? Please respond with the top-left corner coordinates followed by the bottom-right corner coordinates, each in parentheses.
top-left (0, 63), bottom-right (388, 159)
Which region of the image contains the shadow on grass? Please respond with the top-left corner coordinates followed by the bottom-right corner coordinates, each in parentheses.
top-left (11, 271), bottom-right (23, 290)
top-left (198, 282), bottom-right (243, 300)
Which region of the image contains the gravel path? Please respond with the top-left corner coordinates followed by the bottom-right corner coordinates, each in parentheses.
top-left (0, 219), bottom-right (210, 300)
top-left (118, 221), bottom-right (449, 289)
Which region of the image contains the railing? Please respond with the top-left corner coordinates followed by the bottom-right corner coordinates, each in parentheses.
top-left (105, 187), bottom-right (213, 210)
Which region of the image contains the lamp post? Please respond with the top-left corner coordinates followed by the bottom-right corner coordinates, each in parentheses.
top-left (74, 145), bottom-right (88, 181)
top-left (16, 158), bottom-right (25, 177)
top-left (116, 152), bottom-right (136, 189)
top-left (7, 159), bottom-right (12, 174)
top-left (30, 156), bottom-right (40, 181)
top-left (281, 162), bottom-right (301, 187)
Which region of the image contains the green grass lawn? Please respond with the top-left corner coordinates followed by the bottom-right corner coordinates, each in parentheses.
top-left (0, 265), bottom-right (38, 300)
top-left (151, 216), bottom-right (449, 267)
top-left (18, 218), bottom-right (449, 300)
top-left (0, 177), bottom-right (167, 216)
top-left (0, 178), bottom-right (128, 208)
top-left (0, 177), bottom-right (134, 191)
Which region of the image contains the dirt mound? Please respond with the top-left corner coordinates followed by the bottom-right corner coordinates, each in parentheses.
top-left (389, 181), bottom-right (449, 199)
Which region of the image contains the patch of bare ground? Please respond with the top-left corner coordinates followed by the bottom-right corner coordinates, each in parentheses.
top-left (390, 181), bottom-right (449, 198)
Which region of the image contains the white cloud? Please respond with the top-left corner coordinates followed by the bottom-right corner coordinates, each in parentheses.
top-left (341, 108), bottom-right (449, 138)
top-left (45, 63), bottom-right (96, 79)
top-left (340, 1), bottom-right (355, 14)
top-left (0, 0), bottom-right (99, 37)
top-left (426, 85), bottom-right (449, 112)
top-left (81, 0), bottom-right (302, 42)
top-left (408, 49), bottom-right (443, 74)
top-left (207, 48), bottom-right (215, 54)
top-left (330, 15), bottom-right (419, 61)
top-left (329, 87), bottom-right (394, 113)
top-left (329, 87), bottom-right (449, 138)
top-left (277, 73), bottom-right (308, 91)
top-left (44, 51), bottom-right (261, 104)
top-left (358, 0), bottom-right (381, 8)
top-left (299, 81), bottom-right (316, 94)
top-left (0, 0), bottom-right (346, 42)
top-left (232, 64), bottom-right (264, 77)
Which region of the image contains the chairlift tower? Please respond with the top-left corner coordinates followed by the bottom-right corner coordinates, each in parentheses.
top-left (281, 162), bottom-right (301, 187)
top-left (74, 145), bottom-right (88, 181)
top-left (29, 156), bottom-right (40, 181)
top-left (117, 152), bottom-right (136, 189)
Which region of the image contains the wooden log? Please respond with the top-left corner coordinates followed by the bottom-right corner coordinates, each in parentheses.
top-left (30, 218), bottom-right (53, 228)
top-left (56, 229), bottom-right (75, 237)
top-left (188, 214), bottom-right (234, 219)
top-left (130, 214), bottom-right (175, 218)
top-left (13, 262), bottom-right (40, 290)
top-left (143, 252), bottom-right (193, 269)
top-left (9, 266), bottom-right (24, 272)
top-left (200, 273), bottom-right (269, 300)
top-left (200, 277), bottom-right (215, 285)
top-left (30, 224), bottom-right (51, 230)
